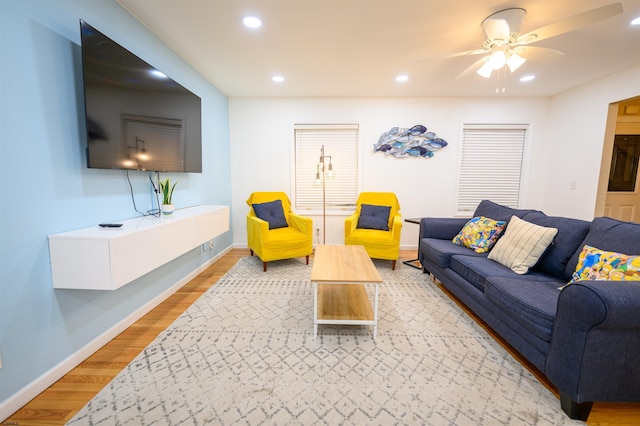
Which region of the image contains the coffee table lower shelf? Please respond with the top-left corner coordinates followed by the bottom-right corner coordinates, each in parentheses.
top-left (313, 282), bottom-right (379, 340)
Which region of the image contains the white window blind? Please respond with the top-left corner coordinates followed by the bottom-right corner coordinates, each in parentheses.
top-left (456, 124), bottom-right (527, 215)
top-left (294, 124), bottom-right (359, 210)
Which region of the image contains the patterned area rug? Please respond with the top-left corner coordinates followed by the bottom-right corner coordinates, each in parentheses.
top-left (67, 257), bottom-right (582, 425)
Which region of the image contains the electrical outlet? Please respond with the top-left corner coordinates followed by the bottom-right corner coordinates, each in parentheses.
top-left (202, 240), bottom-right (215, 251)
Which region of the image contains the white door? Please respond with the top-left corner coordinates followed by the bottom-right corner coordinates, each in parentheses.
top-left (604, 135), bottom-right (640, 223)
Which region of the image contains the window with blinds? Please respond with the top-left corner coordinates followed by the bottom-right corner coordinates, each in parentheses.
top-left (456, 124), bottom-right (528, 216)
top-left (122, 114), bottom-right (184, 171)
top-left (294, 124), bottom-right (359, 211)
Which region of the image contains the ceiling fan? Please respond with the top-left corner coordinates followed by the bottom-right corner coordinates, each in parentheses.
top-left (446, 2), bottom-right (623, 79)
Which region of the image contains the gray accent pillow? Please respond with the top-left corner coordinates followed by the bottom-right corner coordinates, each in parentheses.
top-left (252, 200), bottom-right (288, 230)
top-left (357, 204), bottom-right (391, 231)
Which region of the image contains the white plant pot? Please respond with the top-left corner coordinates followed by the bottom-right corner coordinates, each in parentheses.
top-left (161, 204), bottom-right (175, 215)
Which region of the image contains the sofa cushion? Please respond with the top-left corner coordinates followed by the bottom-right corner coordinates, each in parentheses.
top-left (452, 216), bottom-right (506, 253)
top-left (485, 277), bottom-right (566, 342)
top-left (488, 216), bottom-right (558, 274)
top-left (523, 211), bottom-right (591, 281)
top-left (570, 245), bottom-right (640, 282)
top-left (449, 255), bottom-right (553, 292)
top-left (473, 200), bottom-right (539, 222)
top-left (252, 200), bottom-right (288, 230)
top-left (420, 238), bottom-right (486, 269)
top-left (565, 217), bottom-right (640, 279)
top-left (449, 255), bottom-right (515, 291)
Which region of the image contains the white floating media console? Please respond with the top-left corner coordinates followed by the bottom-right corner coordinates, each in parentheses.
top-left (49, 205), bottom-right (229, 290)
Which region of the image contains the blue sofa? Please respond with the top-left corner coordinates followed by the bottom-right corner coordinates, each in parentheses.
top-left (418, 200), bottom-right (640, 420)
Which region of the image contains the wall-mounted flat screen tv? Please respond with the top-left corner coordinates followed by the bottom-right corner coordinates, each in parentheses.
top-left (80, 20), bottom-right (202, 173)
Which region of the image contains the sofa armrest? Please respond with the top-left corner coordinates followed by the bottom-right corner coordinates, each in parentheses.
top-left (419, 217), bottom-right (468, 240)
top-left (247, 215), bottom-right (270, 246)
top-left (344, 212), bottom-right (358, 240)
top-left (546, 281), bottom-right (640, 404)
top-left (391, 214), bottom-right (403, 241)
top-left (289, 213), bottom-right (313, 236)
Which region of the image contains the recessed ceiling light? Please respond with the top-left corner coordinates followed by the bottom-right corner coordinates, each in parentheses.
top-left (520, 75), bottom-right (536, 82)
top-left (631, 16), bottom-right (640, 25)
top-left (272, 75), bottom-right (285, 83)
top-left (395, 75), bottom-right (409, 82)
top-left (242, 16), bottom-right (262, 29)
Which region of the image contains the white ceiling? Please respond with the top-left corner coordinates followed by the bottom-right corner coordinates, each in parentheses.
top-left (117, 0), bottom-right (640, 98)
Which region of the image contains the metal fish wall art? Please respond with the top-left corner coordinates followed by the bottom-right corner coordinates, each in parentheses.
top-left (374, 125), bottom-right (448, 158)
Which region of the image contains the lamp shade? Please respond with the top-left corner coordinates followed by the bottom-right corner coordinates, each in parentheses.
top-left (488, 50), bottom-right (507, 70)
top-left (477, 61), bottom-right (493, 78)
top-left (507, 53), bottom-right (526, 72)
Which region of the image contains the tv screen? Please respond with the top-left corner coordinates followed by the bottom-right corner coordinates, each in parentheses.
top-left (80, 20), bottom-right (202, 173)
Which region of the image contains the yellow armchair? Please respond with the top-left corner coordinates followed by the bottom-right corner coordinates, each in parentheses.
top-left (246, 192), bottom-right (313, 271)
top-left (345, 192), bottom-right (402, 269)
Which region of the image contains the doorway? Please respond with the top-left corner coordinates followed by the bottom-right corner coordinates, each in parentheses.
top-left (596, 96), bottom-right (640, 223)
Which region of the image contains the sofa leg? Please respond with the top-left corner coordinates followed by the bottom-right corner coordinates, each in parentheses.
top-left (560, 392), bottom-right (593, 421)
top-left (263, 262), bottom-right (267, 272)
top-left (250, 249), bottom-right (254, 257)
top-left (305, 255), bottom-right (309, 265)
top-left (392, 260), bottom-right (396, 270)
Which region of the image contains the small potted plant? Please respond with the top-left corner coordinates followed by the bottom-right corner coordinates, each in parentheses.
top-left (159, 178), bottom-right (178, 215)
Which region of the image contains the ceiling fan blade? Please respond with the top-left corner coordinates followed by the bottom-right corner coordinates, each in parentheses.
top-left (417, 48), bottom-right (489, 63)
top-left (516, 46), bottom-right (564, 62)
top-left (517, 2), bottom-right (623, 45)
top-left (441, 48), bottom-right (490, 59)
top-left (455, 56), bottom-right (489, 80)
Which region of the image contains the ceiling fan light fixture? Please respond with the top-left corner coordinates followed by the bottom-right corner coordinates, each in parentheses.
top-left (507, 53), bottom-right (526, 72)
top-left (487, 50), bottom-right (507, 70)
top-left (477, 61), bottom-right (493, 78)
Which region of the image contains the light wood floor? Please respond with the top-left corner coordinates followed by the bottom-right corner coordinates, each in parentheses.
top-left (6, 249), bottom-right (640, 425)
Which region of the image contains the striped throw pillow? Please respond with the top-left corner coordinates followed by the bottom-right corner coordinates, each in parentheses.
top-left (488, 215), bottom-right (558, 274)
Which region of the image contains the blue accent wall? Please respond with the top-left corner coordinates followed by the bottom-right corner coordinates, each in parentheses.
top-left (0, 0), bottom-right (232, 405)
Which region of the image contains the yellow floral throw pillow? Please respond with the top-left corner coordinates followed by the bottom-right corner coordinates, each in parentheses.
top-left (452, 216), bottom-right (506, 253)
top-left (570, 245), bottom-right (640, 282)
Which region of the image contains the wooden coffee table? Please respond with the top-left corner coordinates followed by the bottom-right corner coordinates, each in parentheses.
top-left (311, 245), bottom-right (383, 340)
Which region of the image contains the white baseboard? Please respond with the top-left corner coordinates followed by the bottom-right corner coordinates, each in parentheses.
top-left (0, 246), bottom-right (231, 422)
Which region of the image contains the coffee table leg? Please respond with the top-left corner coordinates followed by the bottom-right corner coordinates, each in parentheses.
top-left (373, 282), bottom-right (379, 341)
top-left (313, 281), bottom-right (318, 339)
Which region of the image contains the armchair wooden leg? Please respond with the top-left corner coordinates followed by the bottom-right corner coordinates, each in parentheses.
top-left (305, 255), bottom-right (309, 265)
top-left (250, 249), bottom-right (254, 256)
top-left (263, 262), bottom-right (267, 272)
top-left (392, 260), bottom-right (396, 270)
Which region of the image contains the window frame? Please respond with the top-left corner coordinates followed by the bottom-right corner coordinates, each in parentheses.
top-left (455, 123), bottom-right (531, 217)
top-left (292, 123), bottom-right (359, 213)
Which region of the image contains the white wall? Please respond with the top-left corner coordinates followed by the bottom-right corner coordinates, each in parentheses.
top-left (0, 0), bottom-right (231, 417)
top-left (538, 65), bottom-right (640, 219)
top-left (230, 97), bottom-right (551, 249)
